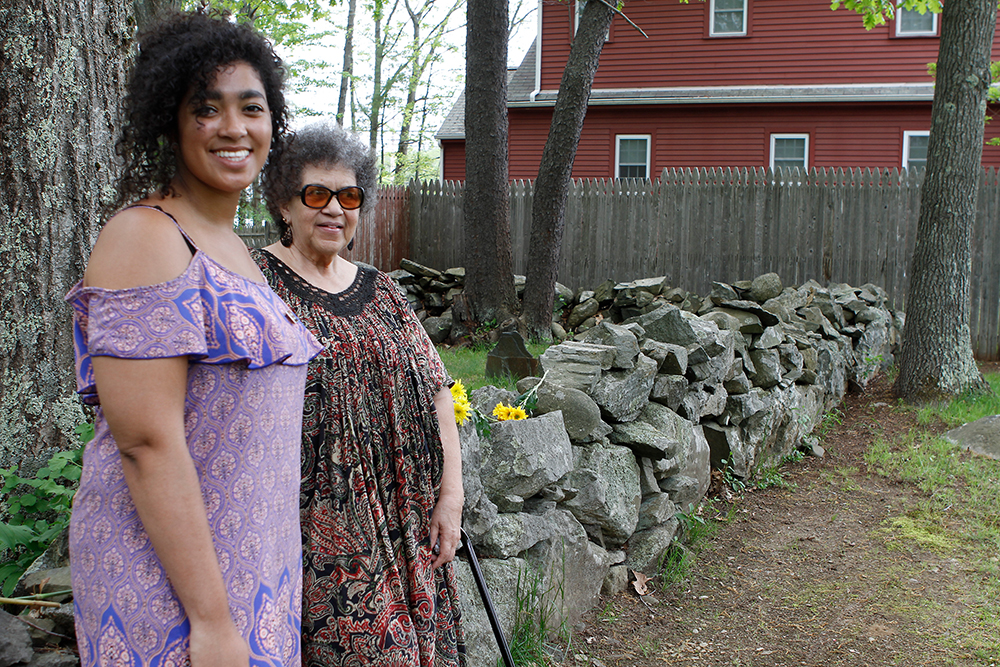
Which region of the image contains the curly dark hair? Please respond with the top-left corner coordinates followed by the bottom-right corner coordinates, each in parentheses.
top-left (109, 7), bottom-right (288, 214)
top-left (261, 122), bottom-right (378, 246)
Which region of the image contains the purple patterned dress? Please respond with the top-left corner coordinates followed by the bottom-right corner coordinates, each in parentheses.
top-left (66, 216), bottom-right (323, 667)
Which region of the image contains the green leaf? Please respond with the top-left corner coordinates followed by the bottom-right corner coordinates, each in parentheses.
top-left (19, 494), bottom-right (37, 507)
top-left (0, 523), bottom-right (35, 552)
top-left (0, 562), bottom-right (25, 597)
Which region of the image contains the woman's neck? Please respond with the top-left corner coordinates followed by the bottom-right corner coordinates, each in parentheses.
top-left (269, 243), bottom-right (358, 294)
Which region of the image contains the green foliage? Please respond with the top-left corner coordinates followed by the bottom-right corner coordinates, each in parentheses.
top-left (506, 564), bottom-right (568, 667)
top-left (0, 423), bottom-right (91, 596)
top-left (916, 371), bottom-right (1000, 428)
top-left (830, 0), bottom-right (941, 30)
top-left (862, 379), bottom-right (1000, 658)
top-left (437, 342), bottom-right (552, 393)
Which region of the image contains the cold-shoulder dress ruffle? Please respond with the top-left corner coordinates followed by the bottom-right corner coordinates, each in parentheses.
top-left (66, 234), bottom-right (323, 667)
top-left (252, 249), bottom-right (465, 667)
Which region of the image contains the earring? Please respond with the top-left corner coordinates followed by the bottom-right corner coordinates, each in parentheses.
top-left (280, 221), bottom-right (293, 246)
top-left (347, 238), bottom-right (355, 251)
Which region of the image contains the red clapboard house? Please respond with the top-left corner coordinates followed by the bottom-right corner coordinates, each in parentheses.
top-left (437, 0), bottom-right (1000, 180)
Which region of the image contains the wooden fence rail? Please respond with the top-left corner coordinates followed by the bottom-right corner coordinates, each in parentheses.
top-left (240, 167), bottom-right (1000, 359)
top-left (409, 167), bottom-right (1000, 360)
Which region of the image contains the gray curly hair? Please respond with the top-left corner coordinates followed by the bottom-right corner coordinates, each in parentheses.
top-left (261, 122), bottom-right (378, 245)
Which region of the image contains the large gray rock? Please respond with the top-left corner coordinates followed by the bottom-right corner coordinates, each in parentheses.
top-left (522, 512), bottom-right (613, 631)
top-left (527, 380), bottom-right (603, 442)
top-left (609, 420), bottom-right (678, 460)
top-left (703, 421), bottom-right (753, 477)
top-left (479, 508), bottom-right (579, 559)
top-left (636, 492), bottom-right (676, 531)
top-left (750, 272), bottom-right (783, 302)
top-left (481, 412), bottom-right (574, 502)
top-left (624, 518), bottom-right (680, 575)
top-left (650, 373), bottom-right (688, 411)
top-left (422, 312), bottom-right (453, 344)
top-left (578, 322), bottom-right (640, 369)
top-left (748, 349), bottom-right (782, 388)
top-left (567, 298), bottom-right (601, 329)
top-left (453, 557), bottom-right (522, 667)
top-left (637, 304), bottom-right (700, 346)
top-left (459, 422), bottom-right (499, 543)
top-left (588, 353), bottom-right (657, 422)
top-left (944, 416), bottom-right (1000, 460)
top-left (712, 307), bottom-right (764, 335)
top-left (469, 386), bottom-right (518, 415)
top-left (560, 443), bottom-right (641, 548)
top-left (656, 423), bottom-right (711, 509)
top-left (0, 609), bottom-right (33, 667)
top-left (539, 342), bottom-right (616, 393)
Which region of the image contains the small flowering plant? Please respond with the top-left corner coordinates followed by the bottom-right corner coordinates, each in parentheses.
top-left (450, 374), bottom-right (545, 438)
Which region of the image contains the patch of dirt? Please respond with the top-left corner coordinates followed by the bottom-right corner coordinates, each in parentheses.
top-left (571, 371), bottom-right (997, 667)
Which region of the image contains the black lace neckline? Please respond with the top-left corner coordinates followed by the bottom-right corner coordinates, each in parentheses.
top-left (255, 248), bottom-right (377, 317)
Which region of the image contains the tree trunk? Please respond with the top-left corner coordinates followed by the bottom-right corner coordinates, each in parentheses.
top-left (0, 0), bottom-right (135, 467)
top-left (893, 0), bottom-right (994, 402)
top-left (463, 0), bottom-right (518, 325)
top-left (521, 0), bottom-right (615, 340)
top-left (336, 0), bottom-right (358, 127)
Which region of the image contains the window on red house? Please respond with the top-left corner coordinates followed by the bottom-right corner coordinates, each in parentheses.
top-left (711, 0), bottom-right (747, 36)
top-left (616, 135), bottom-right (651, 178)
top-left (770, 134), bottom-right (809, 171)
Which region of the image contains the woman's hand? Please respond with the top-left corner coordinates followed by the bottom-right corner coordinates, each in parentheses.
top-left (429, 490), bottom-right (464, 569)
top-left (190, 620), bottom-right (250, 667)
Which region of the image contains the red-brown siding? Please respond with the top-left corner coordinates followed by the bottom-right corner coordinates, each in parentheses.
top-left (443, 103), bottom-right (1000, 180)
top-left (538, 0), bottom-right (1000, 90)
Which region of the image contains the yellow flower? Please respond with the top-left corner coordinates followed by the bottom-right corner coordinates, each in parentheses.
top-left (454, 398), bottom-right (470, 425)
top-left (493, 403), bottom-right (528, 421)
top-left (450, 379), bottom-right (467, 403)
top-left (505, 406), bottom-right (528, 421)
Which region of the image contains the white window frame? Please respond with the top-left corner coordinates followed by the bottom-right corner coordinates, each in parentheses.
top-left (575, 0), bottom-right (611, 38)
top-left (710, 0), bottom-right (748, 36)
top-left (896, 5), bottom-right (938, 36)
top-left (903, 130), bottom-right (930, 170)
top-left (615, 135), bottom-right (651, 179)
top-left (770, 133), bottom-right (809, 172)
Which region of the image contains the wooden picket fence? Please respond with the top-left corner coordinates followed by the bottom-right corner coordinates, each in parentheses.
top-left (240, 167), bottom-right (1000, 359)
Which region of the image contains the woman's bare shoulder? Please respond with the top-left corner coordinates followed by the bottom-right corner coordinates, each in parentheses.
top-left (85, 204), bottom-right (195, 290)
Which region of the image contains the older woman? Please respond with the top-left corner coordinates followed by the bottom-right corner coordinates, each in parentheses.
top-left (66, 10), bottom-right (321, 667)
top-left (252, 123), bottom-right (465, 667)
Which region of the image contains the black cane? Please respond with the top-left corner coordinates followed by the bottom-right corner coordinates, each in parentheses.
top-left (459, 528), bottom-right (516, 667)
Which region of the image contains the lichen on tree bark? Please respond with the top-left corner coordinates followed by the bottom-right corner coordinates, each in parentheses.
top-left (0, 1), bottom-right (135, 467)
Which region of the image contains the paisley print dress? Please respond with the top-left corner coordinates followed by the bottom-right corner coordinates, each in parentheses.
top-left (252, 249), bottom-right (465, 667)
top-left (66, 211), bottom-right (323, 667)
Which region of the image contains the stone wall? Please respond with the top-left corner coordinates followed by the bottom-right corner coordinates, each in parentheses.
top-left (394, 262), bottom-right (903, 667)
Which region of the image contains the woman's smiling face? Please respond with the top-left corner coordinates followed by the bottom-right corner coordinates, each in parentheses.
top-left (281, 163), bottom-right (360, 262)
top-left (175, 61), bottom-right (272, 195)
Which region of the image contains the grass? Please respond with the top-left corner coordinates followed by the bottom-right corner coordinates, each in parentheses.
top-left (915, 372), bottom-right (1000, 428)
top-left (506, 563), bottom-right (569, 667)
top-left (863, 370), bottom-right (1000, 662)
top-left (438, 342), bottom-right (551, 392)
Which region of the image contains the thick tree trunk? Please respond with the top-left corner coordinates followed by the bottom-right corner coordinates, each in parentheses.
top-left (521, 0), bottom-right (616, 340)
top-left (894, 0), bottom-right (995, 402)
top-left (463, 0), bottom-right (518, 324)
top-left (336, 0), bottom-right (357, 127)
top-left (0, 0), bottom-right (134, 467)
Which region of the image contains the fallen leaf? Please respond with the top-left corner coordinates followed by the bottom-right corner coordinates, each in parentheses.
top-left (631, 570), bottom-right (651, 596)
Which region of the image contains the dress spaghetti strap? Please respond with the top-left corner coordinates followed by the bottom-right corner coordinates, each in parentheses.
top-left (125, 204), bottom-right (198, 255)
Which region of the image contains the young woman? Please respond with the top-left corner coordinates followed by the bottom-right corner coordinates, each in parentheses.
top-left (66, 10), bottom-right (321, 667)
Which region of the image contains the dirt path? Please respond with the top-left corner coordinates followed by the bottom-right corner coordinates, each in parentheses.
top-left (572, 375), bottom-right (992, 667)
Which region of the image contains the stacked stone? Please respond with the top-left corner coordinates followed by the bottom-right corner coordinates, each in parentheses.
top-left (449, 272), bottom-right (903, 667)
